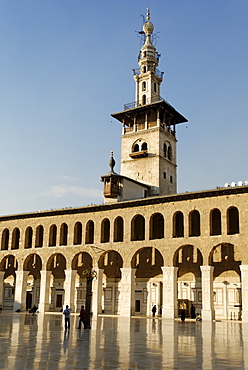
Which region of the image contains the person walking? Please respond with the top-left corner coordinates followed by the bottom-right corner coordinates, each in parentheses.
top-left (63, 305), bottom-right (72, 330)
top-left (77, 305), bottom-right (86, 329)
top-left (152, 305), bottom-right (157, 317)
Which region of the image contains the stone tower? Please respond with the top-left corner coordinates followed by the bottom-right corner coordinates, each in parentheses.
top-left (111, 8), bottom-right (187, 197)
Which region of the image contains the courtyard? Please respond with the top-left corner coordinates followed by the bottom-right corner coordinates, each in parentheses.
top-left (0, 312), bottom-right (246, 369)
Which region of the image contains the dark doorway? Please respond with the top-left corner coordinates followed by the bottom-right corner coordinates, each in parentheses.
top-left (135, 300), bottom-right (141, 312)
top-left (26, 291), bottom-right (33, 310)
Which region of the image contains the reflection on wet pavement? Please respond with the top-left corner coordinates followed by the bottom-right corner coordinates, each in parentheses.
top-left (0, 312), bottom-right (245, 369)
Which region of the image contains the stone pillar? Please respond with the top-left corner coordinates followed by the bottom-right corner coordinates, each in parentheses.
top-left (64, 269), bottom-right (76, 312)
top-left (162, 266), bottom-right (178, 319)
top-left (13, 270), bottom-right (29, 312)
top-left (0, 271), bottom-right (5, 307)
top-left (120, 268), bottom-right (136, 317)
top-left (157, 108), bottom-right (160, 126)
top-left (200, 265), bottom-right (215, 321)
top-left (39, 270), bottom-right (52, 313)
top-left (92, 268), bottom-right (103, 316)
top-left (240, 265), bottom-right (248, 322)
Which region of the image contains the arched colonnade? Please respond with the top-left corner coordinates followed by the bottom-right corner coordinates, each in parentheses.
top-left (0, 242), bottom-right (247, 321)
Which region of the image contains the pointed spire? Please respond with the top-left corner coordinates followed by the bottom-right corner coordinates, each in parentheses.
top-left (146, 6), bottom-right (150, 21)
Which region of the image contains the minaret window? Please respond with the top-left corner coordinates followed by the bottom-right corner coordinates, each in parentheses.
top-left (143, 51), bottom-right (147, 58)
top-left (142, 81), bottom-right (146, 91)
top-left (141, 142), bottom-right (147, 151)
top-left (142, 95), bottom-right (146, 105)
top-left (133, 143), bottom-right (139, 152)
top-left (154, 83), bottom-right (157, 93)
top-left (168, 146), bottom-right (172, 160)
top-left (143, 66), bottom-right (146, 73)
top-left (164, 143), bottom-right (167, 157)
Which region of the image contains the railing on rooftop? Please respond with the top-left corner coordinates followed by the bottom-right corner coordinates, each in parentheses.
top-left (132, 68), bottom-right (164, 79)
top-left (124, 96), bottom-right (163, 110)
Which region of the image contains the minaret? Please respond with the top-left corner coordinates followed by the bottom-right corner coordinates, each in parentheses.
top-left (134, 7), bottom-right (163, 107)
top-left (111, 9), bottom-right (187, 197)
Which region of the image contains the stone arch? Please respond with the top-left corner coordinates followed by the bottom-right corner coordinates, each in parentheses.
top-left (98, 250), bottom-right (123, 279)
top-left (59, 223), bottom-right (68, 246)
top-left (173, 211), bottom-right (184, 238)
top-left (71, 252), bottom-right (93, 277)
top-left (114, 216), bottom-right (124, 242)
top-left (210, 208), bottom-right (221, 236)
top-left (24, 227), bottom-right (33, 249)
top-left (35, 225), bottom-right (44, 248)
top-left (131, 247), bottom-right (163, 278)
top-left (85, 220), bottom-right (94, 244)
top-left (209, 243), bottom-right (241, 277)
top-left (1, 229), bottom-right (9, 250)
top-left (227, 206), bottom-right (239, 235)
top-left (0, 255), bottom-right (18, 277)
top-left (173, 245), bottom-right (203, 279)
top-left (149, 213), bottom-right (164, 240)
top-left (23, 253), bottom-right (42, 278)
top-left (101, 218), bottom-right (110, 243)
top-left (47, 253), bottom-right (66, 279)
top-left (49, 224), bottom-right (57, 247)
top-left (189, 210), bottom-right (201, 237)
top-left (131, 214), bottom-right (145, 241)
top-left (11, 228), bottom-right (20, 250)
top-left (74, 221), bottom-right (82, 245)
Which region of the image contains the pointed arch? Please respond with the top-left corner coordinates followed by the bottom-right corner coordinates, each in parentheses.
top-left (11, 228), bottom-right (20, 250)
top-left (101, 218), bottom-right (110, 243)
top-left (1, 229), bottom-right (9, 250)
top-left (24, 227), bottom-right (33, 249)
top-left (210, 209), bottom-right (221, 236)
top-left (173, 211), bottom-right (184, 238)
top-left (49, 224), bottom-right (57, 247)
top-left (59, 223), bottom-right (68, 246)
top-left (85, 220), bottom-right (94, 244)
top-left (35, 225), bottom-right (44, 248)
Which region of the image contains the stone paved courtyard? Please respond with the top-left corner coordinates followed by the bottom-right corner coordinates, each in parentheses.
top-left (0, 312), bottom-right (246, 369)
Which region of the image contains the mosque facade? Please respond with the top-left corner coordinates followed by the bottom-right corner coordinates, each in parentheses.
top-left (0, 10), bottom-right (248, 322)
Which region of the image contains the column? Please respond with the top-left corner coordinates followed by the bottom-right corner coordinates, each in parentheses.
top-left (64, 268), bottom-right (76, 311)
top-left (200, 265), bottom-right (215, 321)
top-left (39, 270), bottom-right (52, 313)
top-left (120, 268), bottom-right (136, 317)
top-left (91, 268), bottom-right (103, 316)
top-left (13, 270), bottom-right (29, 312)
top-left (162, 266), bottom-right (178, 319)
top-left (240, 265), bottom-right (248, 322)
top-left (0, 271), bottom-right (4, 307)
top-left (156, 108), bottom-right (160, 126)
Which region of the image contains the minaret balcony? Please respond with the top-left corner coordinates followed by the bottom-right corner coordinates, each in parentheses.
top-left (124, 95), bottom-right (163, 110)
top-left (104, 183), bottom-right (121, 198)
top-left (132, 68), bottom-right (163, 79)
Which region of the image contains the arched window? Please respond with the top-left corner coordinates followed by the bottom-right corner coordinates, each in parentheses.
top-left (141, 142), bottom-right (147, 151)
top-left (142, 81), bottom-right (146, 91)
top-left (35, 225), bottom-right (44, 248)
top-left (133, 143), bottom-right (139, 152)
top-left (143, 66), bottom-right (146, 73)
top-left (142, 95), bottom-right (146, 105)
top-left (11, 228), bottom-right (20, 250)
top-left (131, 215), bottom-right (145, 241)
top-left (173, 211), bottom-right (184, 238)
top-left (143, 51), bottom-right (147, 58)
top-left (164, 143), bottom-right (167, 158)
top-left (189, 210), bottom-right (200, 237)
top-left (24, 227), bottom-right (33, 249)
top-left (227, 207), bottom-right (239, 235)
top-left (114, 217), bottom-right (124, 242)
top-left (101, 218), bottom-right (110, 243)
top-left (49, 225), bottom-right (57, 247)
top-left (210, 209), bottom-right (221, 235)
top-left (60, 223), bottom-right (68, 246)
top-left (1, 229), bottom-right (9, 250)
top-left (150, 213), bottom-right (164, 239)
top-left (85, 220), bottom-right (94, 244)
top-left (168, 145), bottom-right (172, 160)
top-left (74, 222), bottom-right (82, 245)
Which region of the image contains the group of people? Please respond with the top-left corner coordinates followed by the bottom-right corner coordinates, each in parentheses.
top-left (63, 305), bottom-right (87, 330)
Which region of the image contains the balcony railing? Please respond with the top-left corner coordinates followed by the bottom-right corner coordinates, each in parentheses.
top-left (132, 68), bottom-right (164, 79)
top-left (124, 96), bottom-right (163, 110)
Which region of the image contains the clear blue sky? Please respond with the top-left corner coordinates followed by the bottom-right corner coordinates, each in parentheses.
top-left (0, 0), bottom-right (247, 215)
